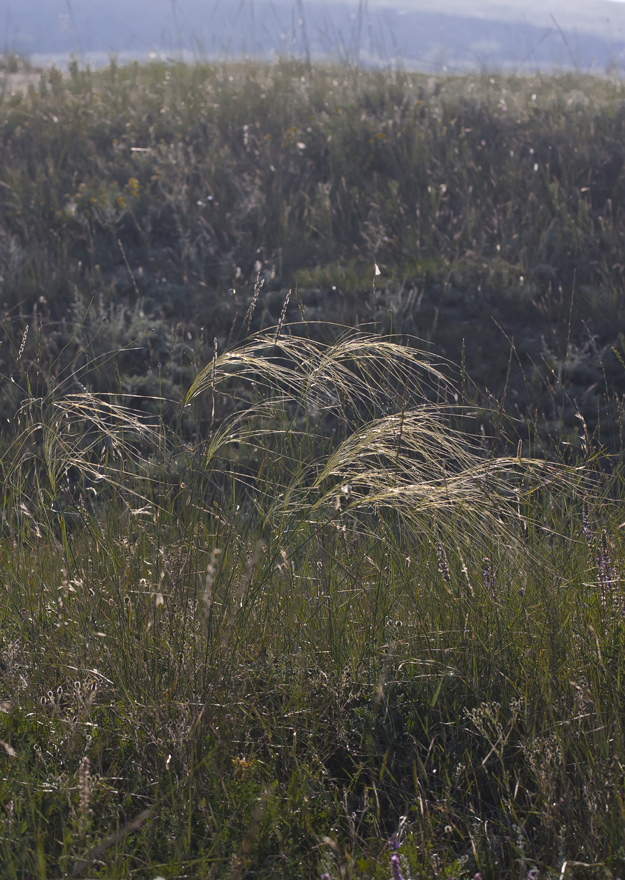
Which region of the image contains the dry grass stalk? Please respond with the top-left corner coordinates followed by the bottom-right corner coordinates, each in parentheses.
top-left (243, 273), bottom-right (265, 334)
top-left (274, 288), bottom-right (291, 346)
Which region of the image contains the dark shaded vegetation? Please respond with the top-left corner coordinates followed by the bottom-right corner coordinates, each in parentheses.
top-left (1, 60), bottom-right (625, 445)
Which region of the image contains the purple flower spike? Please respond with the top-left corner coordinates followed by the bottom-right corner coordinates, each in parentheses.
top-left (321, 874), bottom-right (331, 880)
top-left (527, 871), bottom-right (539, 880)
top-left (391, 854), bottom-right (405, 880)
top-left (482, 558), bottom-right (495, 596)
top-left (436, 542), bottom-right (450, 582)
top-left (582, 500), bottom-right (591, 542)
top-left (387, 834), bottom-right (401, 851)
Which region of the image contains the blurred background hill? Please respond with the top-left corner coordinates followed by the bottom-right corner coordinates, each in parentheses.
top-left (4, 0), bottom-right (625, 73)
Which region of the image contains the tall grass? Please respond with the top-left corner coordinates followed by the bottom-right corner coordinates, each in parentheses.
top-left (0, 307), bottom-right (623, 878)
top-left (0, 56), bottom-right (624, 879)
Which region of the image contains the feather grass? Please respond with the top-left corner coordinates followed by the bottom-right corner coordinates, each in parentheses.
top-left (185, 325), bottom-right (591, 557)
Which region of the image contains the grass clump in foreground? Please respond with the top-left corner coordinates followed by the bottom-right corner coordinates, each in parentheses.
top-left (0, 310), bottom-right (624, 880)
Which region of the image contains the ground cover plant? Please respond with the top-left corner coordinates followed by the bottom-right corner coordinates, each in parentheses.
top-left (0, 57), bottom-right (625, 879)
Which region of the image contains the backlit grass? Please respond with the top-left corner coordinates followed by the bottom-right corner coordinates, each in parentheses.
top-left (0, 56), bottom-right (624, 879)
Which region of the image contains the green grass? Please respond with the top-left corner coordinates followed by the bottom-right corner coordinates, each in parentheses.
top-left (0, 56), bottom-right (625, 879)
top-left (1, 58), bottom-right (625, 440)
top-left (0, 316), bottom-right (623, 878)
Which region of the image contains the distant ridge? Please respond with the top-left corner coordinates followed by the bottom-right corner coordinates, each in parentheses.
top-left (367, 0), bottom-right (625, 39)
top-left (4, 0), bottom-right (625, 73)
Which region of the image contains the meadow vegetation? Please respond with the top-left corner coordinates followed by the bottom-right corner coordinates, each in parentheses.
top-left (0, 57), bottom-right (624, 878)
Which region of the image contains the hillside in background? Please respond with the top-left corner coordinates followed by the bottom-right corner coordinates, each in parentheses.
top-left (4, 0), bottom-right (625, 72)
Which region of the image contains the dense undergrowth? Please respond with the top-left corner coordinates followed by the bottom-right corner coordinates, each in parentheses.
top-left (1, 58), bottom-right (625, 443)
top-left (0, 312), bottom-right (623, 878)
top-left (0, 57), bottom-right (625, 879)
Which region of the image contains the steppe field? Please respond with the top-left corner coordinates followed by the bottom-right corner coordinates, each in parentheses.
top-left (1, 54), bottom-right (625, 879)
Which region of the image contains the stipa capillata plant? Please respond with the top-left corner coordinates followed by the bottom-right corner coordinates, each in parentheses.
top-left (186, 325), bottom-right (591, 559)
top-left (0, 310), bottom-right (173, 535)
top-left (3, 391), bottom-right (164, 522)
top-left (0, 315), bottom-right (614, 878)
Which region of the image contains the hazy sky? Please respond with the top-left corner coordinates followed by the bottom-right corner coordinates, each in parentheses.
top-left (5, 0), bottom-right (625, 70)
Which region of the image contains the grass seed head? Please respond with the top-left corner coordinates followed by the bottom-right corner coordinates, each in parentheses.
top-left (77, 755), bottom-right (92, 829)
